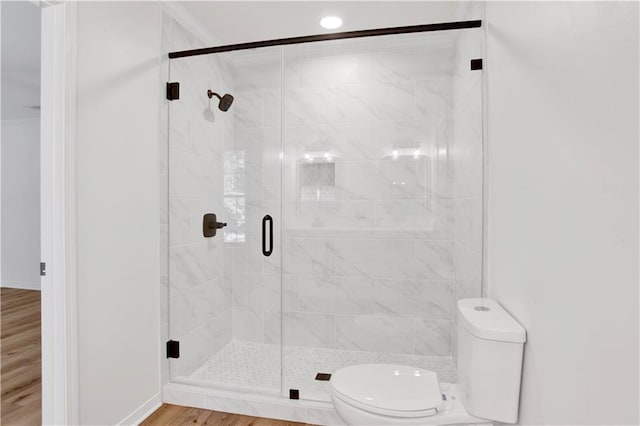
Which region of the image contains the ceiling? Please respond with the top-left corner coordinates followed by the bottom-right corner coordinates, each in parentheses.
top-left (179, 1), bottom-right (473, 46)
top-left (0, 1), bottom-right (476, 121)
top-left (1, 1), bottom-right (41, 121)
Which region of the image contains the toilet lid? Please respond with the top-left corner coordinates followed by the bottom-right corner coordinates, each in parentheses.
top-left (330, 364), bottom-right (443, 417)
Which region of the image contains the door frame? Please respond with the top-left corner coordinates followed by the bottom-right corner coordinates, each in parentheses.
top-left (40, 1), bottom-right (79, 424)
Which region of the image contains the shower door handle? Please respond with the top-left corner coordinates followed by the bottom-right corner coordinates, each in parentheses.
top-left (262, 215), bottom-right (273, 257)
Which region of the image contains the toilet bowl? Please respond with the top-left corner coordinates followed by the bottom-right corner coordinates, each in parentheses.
top-left (330, 298), bottom-right (527, 425)
top-left (330, 364), bottom-right (485, 425)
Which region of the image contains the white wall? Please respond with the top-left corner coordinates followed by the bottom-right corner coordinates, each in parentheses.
top-left (1, 1), bottom-right (41, 120)
top-left (75, 2), bottom-right (161, 424)
top-left (1, 0), bottom-right (41, 290)
top-left (1, 118), bottom-right (40, 290)
top-left (485, 2), bottom-right (639, 424)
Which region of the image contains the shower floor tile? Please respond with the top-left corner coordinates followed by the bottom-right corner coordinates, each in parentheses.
top-left (184, 340), bottom-right (457, 402)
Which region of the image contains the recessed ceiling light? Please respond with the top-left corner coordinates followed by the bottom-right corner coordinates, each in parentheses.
top-left (320, 16), bottom-right (343, 30)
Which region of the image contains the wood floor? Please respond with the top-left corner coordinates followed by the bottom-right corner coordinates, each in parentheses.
top-left (0, 290), bottom-right (315, 426)
top-left (0, 288), bottom-right (42, 425)
top-left (142, 404), bottom-right (316, 426)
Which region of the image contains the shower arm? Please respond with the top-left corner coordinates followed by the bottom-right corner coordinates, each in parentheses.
top-left (207, 90), bottom-right (222, 100)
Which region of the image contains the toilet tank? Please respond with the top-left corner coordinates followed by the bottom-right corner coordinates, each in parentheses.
top-left (456, 298), bottom-right (526, 424)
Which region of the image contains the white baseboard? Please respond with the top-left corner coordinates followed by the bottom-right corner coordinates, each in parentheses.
top-left (162, 382), bottom-right (492, 426)
top-left (163, 383), bottom-right (346, 425)
top-left (0, 281), bottom-right (41, 291)
top-left (117, 393), bottom-right (162, 426)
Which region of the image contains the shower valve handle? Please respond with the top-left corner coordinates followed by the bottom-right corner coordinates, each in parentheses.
top-left (203, 213), bottom-right (226, 238)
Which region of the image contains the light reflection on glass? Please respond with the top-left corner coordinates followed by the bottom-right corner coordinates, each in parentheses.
top-left (223, 150), bottom-right (246, 243)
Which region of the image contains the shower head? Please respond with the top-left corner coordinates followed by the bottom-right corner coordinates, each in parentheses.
top-left (207, 90), bottom-right (234, 112)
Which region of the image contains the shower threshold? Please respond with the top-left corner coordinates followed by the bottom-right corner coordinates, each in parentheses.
top-left (181, 340), bottom-right (457, 402)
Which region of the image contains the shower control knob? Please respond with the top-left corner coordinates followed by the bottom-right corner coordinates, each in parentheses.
top-left (203, 213), bottom-right (226, 238)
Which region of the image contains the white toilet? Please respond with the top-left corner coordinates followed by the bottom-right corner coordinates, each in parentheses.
top-left (330, 298), bottom-right (527, 425)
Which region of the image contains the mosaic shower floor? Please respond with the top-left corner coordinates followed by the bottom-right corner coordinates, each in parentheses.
top-left (185, 340), bottom-right (457, 402)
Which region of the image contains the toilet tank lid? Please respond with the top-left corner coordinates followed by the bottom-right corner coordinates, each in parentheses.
top-left (457, 299), bottom-right (526, 343)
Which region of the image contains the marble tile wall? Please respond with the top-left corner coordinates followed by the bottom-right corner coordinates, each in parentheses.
top-left (448, 26), bottom-right (484, 364)
top-left (162, 15), bottom-right (235, 379)
top-left (225, 48), bottom-right (284, 347)
top-left (228, 35), bottom-right (479, 358)
top-left (451, 29), bottom-right (484, 302)
top-left (161, 27), bottom-right (484, 382)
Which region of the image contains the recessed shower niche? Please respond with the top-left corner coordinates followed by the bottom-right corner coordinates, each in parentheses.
top-left (164, 16), bottom-right (484, 404)
top-left (300, 159), bottom-right (336, 202)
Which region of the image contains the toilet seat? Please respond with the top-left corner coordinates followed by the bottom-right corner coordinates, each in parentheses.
top-left (330, 364), bottom-right (443, 418)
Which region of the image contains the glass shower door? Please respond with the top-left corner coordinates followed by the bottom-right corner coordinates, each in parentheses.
top-left (167, 41), bottom-right (284, 395)
top-left (280, 27), bottom-right (484, 402)
top-left (165, 17), bottom-right (483, 402)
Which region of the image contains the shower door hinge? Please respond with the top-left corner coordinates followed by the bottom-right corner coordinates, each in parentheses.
top-left (40, 262), bottom-right (46, 277)
top-left (166, 82), bottom-right (180, 100)
top-left (166, 340), bottom-right (180, 358)
top-left (289, 389), bottom-right (299, 400)
top-left (470, 58), bottom-right (483, 70)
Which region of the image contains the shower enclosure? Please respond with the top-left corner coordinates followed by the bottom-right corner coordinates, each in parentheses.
top-left (163, 18), bottom-right (484, 405)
